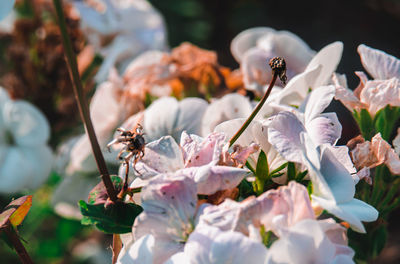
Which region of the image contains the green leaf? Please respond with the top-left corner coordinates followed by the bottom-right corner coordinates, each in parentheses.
top-left (256, 150), bottom-right (269, 180)
top-left (79, 200), bottom-right (143, 234)
top-left (268, 162), bottom-right (287, 176)
top-left (307, 181), bottom-right (313, 196)
top-left (356, 109), bottom-right (374, 140)
top-left (287, 162), bottom-right (296, 182)
top-left (296, 170), bottom-right (308, 182)
top-left (245, 161), bottom-right (255, 175)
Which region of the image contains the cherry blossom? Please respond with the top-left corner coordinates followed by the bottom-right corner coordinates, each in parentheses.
top-left (0, 87), bottom-right (53, 193)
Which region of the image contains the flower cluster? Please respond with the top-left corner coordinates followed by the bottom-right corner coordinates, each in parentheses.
top-left (72, 26), bottom-right (400, 263)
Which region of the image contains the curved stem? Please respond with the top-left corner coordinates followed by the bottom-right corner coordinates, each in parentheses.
top-left (229, 73), bottom-right (278, 147)
top-left (52, 0), bottom-right (117, 202)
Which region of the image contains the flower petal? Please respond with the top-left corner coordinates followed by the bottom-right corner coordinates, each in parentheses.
top-left (358, 44), bottom-right (400, 80)
top-left (201, 94), bottom-right (252, 136)
top-left (230, 27), bottom-right (275, 62)
top-left (311, 196), bottom-right (378, 233)
top-left (304, 41), bottom-right (343, 87)
top-left (185, 165), bottom-right (248, 195)
top-left (267, 111), bottom-right (306, 164)
top-left (302, 85), bottom-right (336, 123)
top-left (277, 64), bottom-right (322, 106)
top-left (306, 112), bottom-right (342, 146)
top-left (3, 100), bottom-right (50, 146)
top-left (135, 136), bottom-right (184, 178)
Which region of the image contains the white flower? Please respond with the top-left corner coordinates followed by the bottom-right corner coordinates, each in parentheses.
top-left (267, 111), bottom-right (378, 232)
top-left (73, 0), bottom-right (167, 82)
top-left (0, 87), bottom-right (52, 194)
top-left (230, 27), bottom-right (315, 94)
top-left (266, 219), bottom-right (355, 264)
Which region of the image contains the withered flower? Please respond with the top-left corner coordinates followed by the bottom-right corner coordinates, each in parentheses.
top-left (0, 0), bottom-right (93, 137)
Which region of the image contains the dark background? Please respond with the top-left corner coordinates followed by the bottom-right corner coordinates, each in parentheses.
top-left (149, 0), bottom-right (400, 89)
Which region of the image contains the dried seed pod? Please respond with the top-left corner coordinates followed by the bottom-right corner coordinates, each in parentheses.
top-left (269, 57), bottom-right (287, 85)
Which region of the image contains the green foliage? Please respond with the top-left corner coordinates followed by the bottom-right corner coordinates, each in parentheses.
top-left (354, 106), bottom-right (400, 141)
top-left (79, 201), bottom-right (143, 234)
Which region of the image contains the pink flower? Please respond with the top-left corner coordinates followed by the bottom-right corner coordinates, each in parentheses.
top-left (334, 44), bottom-right (400, 116)
top-left (118, 175), bottom-right (199, 264)
top-left (198, 181), bottom-right (315, 236)
top-left (266, 219), bottom-right (355, 264)
top-left (129, 132), bottom-right (251, 195)
top-left (350, 133), bottom-right (400, 175)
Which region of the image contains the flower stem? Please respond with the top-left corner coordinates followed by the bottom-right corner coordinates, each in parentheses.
top-left (3, 221), bottom-right (33, 264)
top-left (52, 0), bottom-right (117, 202)
top-left (229, 73), bottom-right (278, 147)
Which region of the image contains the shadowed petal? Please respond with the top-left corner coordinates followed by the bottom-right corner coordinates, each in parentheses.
top-left (358, 44), bottom-right (400, 80)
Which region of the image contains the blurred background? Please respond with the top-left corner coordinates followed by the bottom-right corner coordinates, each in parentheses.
top-left (0, 0), bottom-right (399, 263)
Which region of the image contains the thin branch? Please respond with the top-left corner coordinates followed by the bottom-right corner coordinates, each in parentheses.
top-left (3, 222), bottom-right (34, 264)
top-left (229, 74), bottom-right (278, 147)
top-left (229, 57), bottom-right (286, 147)
top-left (52, 0), bottom-right (118, 202)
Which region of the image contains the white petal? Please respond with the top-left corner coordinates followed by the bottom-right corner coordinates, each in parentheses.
top-left (0, 147), bottom-right (31, 193)
top-left (267, 112), bottom-right (306, 164)
top-left (144, 97), bottom-right (179, 141)
top-left (201, 94), bottom-right (252, 136)
top-left (136, 136), bottom-right (184, 178)
top-left (230, 27), bottom-right (275, 62)
top-left (277, 64), bottom-right (322, 106)
top-left (358, 44), bottom-right (400, 80)
top-left (302, 85), bottom-right (336, 122)
top-left (258, 30), bottom-right (315, 73)
top-left (311, 196), bottom-right (378, 233)
top-left (3, 100), bottom-right (50, 146)
top-left (188, 165), bottom-right (248, 195)
top-left (178, 224), bottom-right (268, 264)
top-left (117, 234), bottom-right (154, 264)
top-left (305, 41), bottom-right (343, 87)
top-left (306, 112), bottom-right (342, 146)
top-left (266, 219), bottom-right (336, 264)
top-left (172, 98), bottom-right (208, 140)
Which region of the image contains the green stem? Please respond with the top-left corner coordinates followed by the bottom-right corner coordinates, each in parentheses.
top-left (52, 0), bottom-right (117, 202)
top-left (229, 73), bottom-right (278, 147)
